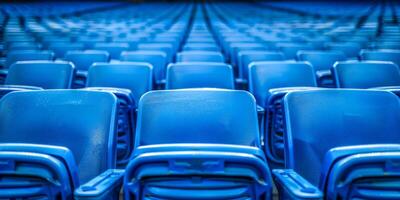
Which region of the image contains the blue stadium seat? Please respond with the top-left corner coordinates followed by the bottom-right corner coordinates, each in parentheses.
top-left (93, 43), bottom-right (130, 60)
top-left (166, 62), bottom-right (234, 89)
top-left (48, 42), bottom-right (85, 58)
top-left (238, 51), bottom-right (285, 80)
top-left (297, 50), bottom-right (347, 87)
top-left (120, 50), bottom-right (167, 86)
top-left (124, 89), bottom-right (272, 199)
top-left (326, 42), bottom-right (361, 58)
top-left (65, 50), bottom-right (109, 88)
top-left (276, 43), bottom-right (314, 60)
top-left (248, 61), bottom-right (317, 167)
top-left (183, 43), bottom-right (220, 51)
top-left (360, 49), bottom-right (400, 66)
top-left (273, 89), bottom-right (400, 200)
top-left (5, 61), bottom-right (74, 89)
top-left (5, 50), bottom-right (54, 68)
top-left (176, 51), bottom-right (224, 63)
top-left (332, 61), bottom-right (400, 88)
top-left (0, 90), bottom-right (123, 199)
top-left (86, 62), bottom-right (153, 167)
top-left (7, 42), bottom-right (41, 51)
top-left (137, 43), bottom-right (174, 63)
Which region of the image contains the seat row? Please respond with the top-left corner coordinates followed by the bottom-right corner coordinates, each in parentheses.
top-left (1, 87), bottom-right (400, 199)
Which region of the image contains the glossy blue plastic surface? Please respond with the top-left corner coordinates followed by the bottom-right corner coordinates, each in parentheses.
top-left (0, 90), bottom-right (118, 183)
top-left (120, 50), bottom-right (167, 84)
top-left (283, 89), bottom-right (400, 185)
top-left (0, 90), bottom-right (121, 199)
top-left (5, 61), bottom-right (75, 89)
top-left (332, 61), bottom-right (400, 88)
top-left (125, 89), bottom-right (272, 199)
top-left (248, 61), bottom-right (317, 106)
top-left (166, 62), bottom-right (235, 89)
top-left (5, 50), bottom-right (54, 68)
top-left (87, 62), bottom-right (153, 104)
top-left (360, 49), bottom-right (400, 66)
top-left (176, 51), bottom-right (224, 63)
top-left (65, 50), bottom-right (110, 71)
top-left (238, 51), bottom-right (285, 80)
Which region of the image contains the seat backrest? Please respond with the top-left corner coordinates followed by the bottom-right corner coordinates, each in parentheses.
top-left (183, 43), bottom-right (220, 51)
top-left (297, 50), bottom-right (347, 71)
top-left (276, 43), bottom-right (314, 60)
top-left (176, 51), bottom-right (224, 63)
top-left (93, 42), bottom-right (130, 60)
top-left (360, 49), bottom-right (400, 67)
top-left (332, 61), bottom-right (400, 88)
top-left (5, 61), bottom-right (75, 89)
top-left (6, 50), bottom-right (54, 68)
top-left (86, 62), bottom-right (153, 104)
top-left (248, 61), bottom-right (317, 106)
top-left (120, 51), bottom-right (167, 82)
top-left (0, 90), bottom-right (118, 183)
top-left (65, 50), bottom-right (109, 71)
top-left (239, 51), bottom-right (285, 79)
top-left (284, 89), bottom-right (400, 185)
top-left (326, 43), bottom-right (361, 58)
top-left (166, 62), bottom-right (234, 89)
top-left (135, 89), bottom-right (260, 148)
top-left (48, 43), bottom-right (85, 58)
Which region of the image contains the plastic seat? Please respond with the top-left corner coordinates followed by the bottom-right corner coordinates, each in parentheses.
top-left (136, 43), bottom-right (174, 63)
top-left (166, 62), bottom-right (234, 89)
top-left (238, 51), bottom-right (285, 80)
top-left (5, 50), bottom-right (54, 68)
top-left (326, 42), bottom-right (361, 58)
top-left (86, 62), bottom-right (153, 167)
top-left (0, 90), bottom-right (123, 200)
top-left (64, 50), bottom-right (109, 88)
top-left (273, 89), bottom-right (400, 200)
top-left (297, 50), bottom-right (347, 87)
top-left (120, 50), bottom-right (167, 86)
top-left (360, 49), bottom-right (400, 66)
top-left (48, 43), bottom-right (85, 58)
top-left (332, 61), bottom-right (400, 88)
top-left (124, 89), bottom-right (273, 199)
top-left (248, 61), bottom-right (317, 167)
top-left (183, 43), bottom-right (220, 51)
top-left (176, 51), bottom-right (224, 63)
top-left (5, 61), bottom-right (74, 89)
top-left (93, 43), bottom-right (130, 60)
top-left (276, 43), bottom-right (314, 60)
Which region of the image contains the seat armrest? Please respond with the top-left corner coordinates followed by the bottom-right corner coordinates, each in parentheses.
top-left (273, 169), bottom-right (323, 200)
top-left (75, 169), bottom-right (124, 200)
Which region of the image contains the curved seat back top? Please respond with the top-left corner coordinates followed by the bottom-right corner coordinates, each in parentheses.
top-left (166, 62), bottom-right (234, 89)
top-left (120, 50), bottom-right (167, 83)
top-left (5, 61), bottom-right (75, 89)
top-left (360, 49), bottom-right (400, 66)
top-left (0, 90), bottom-right (118, 183)
top-left (176, 51), bottom-right (224, 63)
top-left (326, 42), bottom-right (361, 58)
top-left (248, 61), bottom-right (317, 106)
top-left (86, 62), bottom-right (153, 104)
top-left (283, 89), bottom-right (400, 186)
top-left (238, 50), bottom-right (285, 79)
top-left (5, 50), bottom-right (54, 68)
top-left (135, 89), bottom-right (260, 148)
top-left (64, 50), bottom-right (109, 71)
top-left (93, 42), bottom-right (130, 60)
top-left (332, 61), bottom-right (400, 88)
top-left (297, 50), bottom-right (347, 71)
